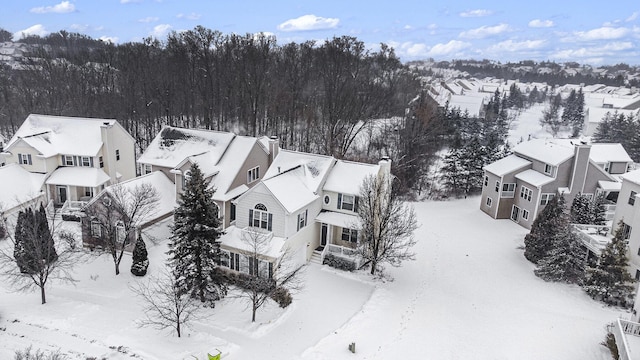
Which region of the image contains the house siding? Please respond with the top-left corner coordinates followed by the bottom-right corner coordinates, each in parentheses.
top-left (610, 162), bottom-right (629, 175)
top-left (107, 124), bottom-right (136, 182)
top-left (321, 190), bottom-right (360, 216)
top-left (480, 171), bottom-right (502, 218)
top-left (613, 180), bottom-right (640, 276)
top-left (228, 141), bottom-right (269, 191)
top-left (235, 184), bottom-right (286, 237)
top-left (9, 141), bottom-right (45, 173)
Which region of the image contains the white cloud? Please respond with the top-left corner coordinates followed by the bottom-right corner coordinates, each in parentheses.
top-left (99, 36), bottom-right (119, 44)
top-left (571, 26), bottom-right (629, 41)
top-left (460, 9), bottom-right (492, 18)
top-left (528, 19), bottom-right (554, 28)
top-left (428, 40), bottom-right (471, 56)
top-left (177, 13), bottom-right (201, 20)
top-left (30, 1), bottom-right (75, 14)
top-left (139, 17), bottom-right (159, 23)
top-left (150, 24), bottom-right (172, 39)
top-left (459, 24), bottom-right (509, 39)
top-left (551, 41), bottom-right (634, 59)
top-left (626, 12), bottom-right (639, 22)
top-left (277, 14), bottom-right (339, 32)
top-left (13, 24), bottom-right (49, 40)
top-left (487, 39), bottom-right (546, 52)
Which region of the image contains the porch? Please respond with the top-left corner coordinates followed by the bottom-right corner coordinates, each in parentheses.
top-left (45, 166), bottom-right (110, 206)
top-left (612, 318), bottom-right (640, 360)
top-left (572, 224), bottom-right (611, 265)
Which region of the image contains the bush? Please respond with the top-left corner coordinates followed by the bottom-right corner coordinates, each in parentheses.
top-left (601, 331), bottom-right (619, 360)
top-left (61, 214), bottom-right (80, 222)
top-left (323, 253), bottom-right (357, 271)
top-left (0, 222), bottom-right (6, 239)
top-left (14, 346), bottom-right (66, 360)
top-left (214, 267), bottom-right (293, 308)
top-left (130, 259), bottom-right (149, 276)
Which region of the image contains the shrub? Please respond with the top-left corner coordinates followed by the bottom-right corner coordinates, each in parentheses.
top-left (0, 222), bottom-right (6, 239)
top-left (130, 260), bottom-right (149, 276)
top-left (14, 346), bottom-right (66, 360)
top-left (601, 330), bottom-right (619, 360)
top-left (323, 253), bottom-right (357, 271)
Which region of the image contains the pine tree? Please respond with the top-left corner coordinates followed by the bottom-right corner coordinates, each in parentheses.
top-left (131, 234), bottom-right (149, 276)
top-left (167, 163), bottom-right (226, 306)
top-left (534, 223), bottom-right (586, 284)
top-left (524, 195), bottom-right (566, 264)
top-left (583, 221), bottom-right (635, 306)
top-left (570, 193), bottom-right (594, 224)
top-left (591, 194), bottom-right (607, 226)
top-left (13, 207), bottom-right (57, 274)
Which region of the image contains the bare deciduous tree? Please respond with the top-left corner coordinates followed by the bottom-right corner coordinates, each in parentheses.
top-left (130, 270), bottom-right (205, 338)
top-left (0, 205), bottom-right (81, 304)
top-left (358, 171), bottom-right (419, 275)
top-left (83, 182), bottom-right (159, 275)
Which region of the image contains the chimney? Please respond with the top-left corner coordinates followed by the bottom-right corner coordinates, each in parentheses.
top-left (378, 156), bottom-right (391, 177)
top-left (268, 136), bottom-right (279, 165)
top-left (568, 141), bottom-right (591, 196)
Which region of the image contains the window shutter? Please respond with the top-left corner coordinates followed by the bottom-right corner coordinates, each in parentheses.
top-left (268, 213), bottom-right (273, 231)
top-left (249, 209), bottom-right (254, 226)
top-left (297, 214), bottom-right (301, 231)
top-left (17, 153), bottom-right (22, 164)
top-left (337, 193), bottom-right (342, 209)
top-left (27, 154), bottom-right (32, 165)
top-left (90, 157), bottom-right (94, 167)
top-left (354, 196), bottom-right (359, 212)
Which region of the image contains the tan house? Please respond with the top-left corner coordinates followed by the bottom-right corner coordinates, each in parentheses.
top-left (1, 114), bottom-right (136, 209)
top-left (137, 126), bottom-right (275, 228)
top-left (481, 139), bottom-right (633, 229)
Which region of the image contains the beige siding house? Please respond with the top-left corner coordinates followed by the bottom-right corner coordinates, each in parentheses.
top-left (1, 114), bottom-right (136, 209)
top-left (481, 139), bottom-right (633, 229)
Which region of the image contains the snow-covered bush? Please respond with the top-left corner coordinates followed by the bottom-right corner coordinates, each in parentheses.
top-left (323, 253), bottom-right (357, 271)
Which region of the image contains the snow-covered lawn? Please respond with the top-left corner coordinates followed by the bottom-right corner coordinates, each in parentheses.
top-left (0, 197), bottom-right (628, 359)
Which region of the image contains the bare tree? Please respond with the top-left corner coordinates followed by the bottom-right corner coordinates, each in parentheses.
top-left (231, 229), bottom-right (305, 322)
top-left (130, 270), bottom-right (205, 337)
top-left (358, 172), bottom-right (419, 275)
top-left (83, 182), bottom-right (159, 275)
top-left (0, 205), bottom-right (81, 304)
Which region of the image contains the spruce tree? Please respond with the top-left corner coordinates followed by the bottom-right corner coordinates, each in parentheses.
top-left (534, 223), bottom-right (586, 284)
top-left (524, 195), bottom-right (566, 264)
top-left (591, 194), bottom-right (607, 226)
top-left (13, 206), bottom-right (58, 274)
top-left (570, 193), bottom-right (594, 224)
top-left (583, 221), bottom-right (636, 306)
top-left (167, 163), bottom-right (226, 306)
top-left (130, 234), bottom-right (149, 277)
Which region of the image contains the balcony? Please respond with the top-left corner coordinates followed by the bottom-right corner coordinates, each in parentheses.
top-left (612, 318), bottom-right (640, 360)
top-left (572, 224), bottom-right (611, 257)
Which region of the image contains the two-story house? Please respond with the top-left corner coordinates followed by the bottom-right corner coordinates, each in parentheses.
top-left (137, 126), bottom-right (274, 228)
top-left (217, 149), bottom-right (390, 277)
top-left (481, 139), bottom-right (633, 229)
top-left (1, 114), bottom-right (136, 208)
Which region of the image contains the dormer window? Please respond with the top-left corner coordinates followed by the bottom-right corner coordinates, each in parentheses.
top-left (18, 153), bottom-right (32, 165)
top-left (64, 155), bottom-right (74, 166)
top-left (182, 170), bottom-right (191, 190)
top-left (544, 164), bottom-right (555, 176)
top-left (247, 166), bottom-right (260, 183)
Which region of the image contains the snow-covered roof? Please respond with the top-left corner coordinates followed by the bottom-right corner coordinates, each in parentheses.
top-left (589, 143), bottom-right (633, 163)
top-left (137, 126), bottom-right (236, 169)
top-left (6, 114), bottom-right (119, 157)
top-left (315, 211), bottom-right (361, 230)
top-left (622, 169), bottom-right (640, 186)
top-left (483, 154), bottom-right (531, 176)
top-left (264, 150), bottom-right (334, 193)
top-left (598, 180), bottom-right (621, 192)
top-left (323, 160), bottom-right (380, 195)
top-left (0, 164), bottom-right (45, 211)
top-left (219, 226), bottom-right (286, 260)
top-left (45, 167), bottom-right (111, 187)
top-left (208, 136), bottom-right (262, 201)
top-left (448, 94), bottom-right (485, 117)
top-left (262, 168), bottom-right (321, 214)
top-left (513, 139), bottom-right (575, 166)
top-left (515, 169), bottom-right (555, 187)
top-left (586, 107), bottom-right (638, 124)
top-left (92, 171), bottom-right (176, 225)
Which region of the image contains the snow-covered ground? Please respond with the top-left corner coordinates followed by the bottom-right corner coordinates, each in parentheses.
top-left (0, 197), bottom-right (628, 359)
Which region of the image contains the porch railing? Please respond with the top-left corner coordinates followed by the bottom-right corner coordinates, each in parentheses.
top-left (323, 244), bottom-right (361, 267)
top-left (603, 204), bottom-right (616, 221)
top-left (613, 318), bottom-right (640, 360)
top-left (67, 200), bottom-right (88, 211)
top-left (572, 224), bottom-right (611, 255)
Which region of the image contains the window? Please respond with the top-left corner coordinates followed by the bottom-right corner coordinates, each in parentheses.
top-left (510, 205), bottom-right (520, 222)
top-left (99, 156), bottom-right (104, 168)
top-left (182, 170), bottom-right (191, 190)
top-left (522, 209), bottom-right (530, 220)
top-left (629, 191), bottom-right (637, 206)
top-left (115, 149), bottom-right (120, 161)
top-left (90, 219), bottom-right (102, 238)
top-left (247, 166), bottom-right (260, 183)
top-left (623, 223), bottom-right (632, 240)
top-left (544, 164), bottom-right (554, 176)
top-left (341, 228), bottom-right (358, 243)
top-left (84, 187), bottom-right (94, 198)
top-left (249, 204), bottom-right (272, 231)
top-left (230, 202), bottom-right (236, 222)
top-left (338, 194), bottom-right (358, 212)
top-left (323, 195), bottom-right (330, 205)
top-left (540, 193), bottom-right (555, 205)
top-left (64, 155), bottom-right (74, 166)
top-left (501, 183), bottom-right (516, 198)
top-left (605, 162), bottom-right (611, 173)
top-left (495, 181), bottom-right (500, 192)
top-left (520, 186), bottom-right (532, 201)
top-left (297, 210), bottom-right (308, 231)
top-left (81, 156), bottom-right (92, 167)
top-left (228, 251), bottom-right (240, 271)
top-left (636, 269), bottom-right (640, 281)
top-left (18, 153), bottom-right (32, 165)
top-left (115, 221), bottom-right (126, 244)
top-left (484, 176), bottom-right (488, 187)
top-left (143, 164), bottom-right (152, 174)
top-left (486, 197), bottom-right (492, 208)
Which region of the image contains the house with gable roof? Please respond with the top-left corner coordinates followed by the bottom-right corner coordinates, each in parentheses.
top-left (218, 149), bottom-right (390, 277)
top-left (481, 138), bottom-right (633, 229)
top-left (0, 163), bottom-right (46, 232)
top-left (1, 114), bottom-right (136, 209)
top-left (137, 126), bottom-right (276, 228)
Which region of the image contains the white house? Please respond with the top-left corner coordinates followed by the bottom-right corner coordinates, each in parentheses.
top-left (611, 169), bottom-right (640, 280)
top-left (1, 114), bottom-right (136, 209)
top-left (0, 163), bottom-right (46, 233)
top-left (218, 149), bottom-right (391, 277)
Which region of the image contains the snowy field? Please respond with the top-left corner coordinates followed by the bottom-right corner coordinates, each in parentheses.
top-left (0, 196), bottom-right (628, 359)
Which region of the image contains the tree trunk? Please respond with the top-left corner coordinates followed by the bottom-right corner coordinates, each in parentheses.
top-left (176, 320), bottom-right (181, 337)
top-left (115, 263), bottom-right (120, 275)
top-left (370, 260), bottom-right (377, 275)
top-left (40, 284), bottom-right (46, 304)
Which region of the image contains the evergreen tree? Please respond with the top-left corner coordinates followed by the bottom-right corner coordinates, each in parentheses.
top-left (167, 163), bottom-right (226, 306)
top-left (583, 221), bottom-right (636, 306)
top-left (570, 193), bottom-right (594, 224)
top-left (591, 194), bottom-right (607, 226)
top-left (534, 223), bottom-right (586, 284)
top-left (13, 207), bottom-right (57, 274)
top-left (524, 195), bottom-right (566, 264)
top-left (131, 234), bottom-right (149, 277)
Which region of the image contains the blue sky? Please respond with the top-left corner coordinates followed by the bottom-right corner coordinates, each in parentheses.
top-left (2, 0), bottom-right (640, 65)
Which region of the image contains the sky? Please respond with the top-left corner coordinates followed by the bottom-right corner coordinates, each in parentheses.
top-left (2, 0), bottom-right (640, 65)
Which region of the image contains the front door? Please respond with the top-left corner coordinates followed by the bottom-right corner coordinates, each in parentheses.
top-left (510, 205), bottom-right (520, 222)
top-left (321, 223), bottom-right (328, 246)
top-left (57, 186), bottom-right (67, 204)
